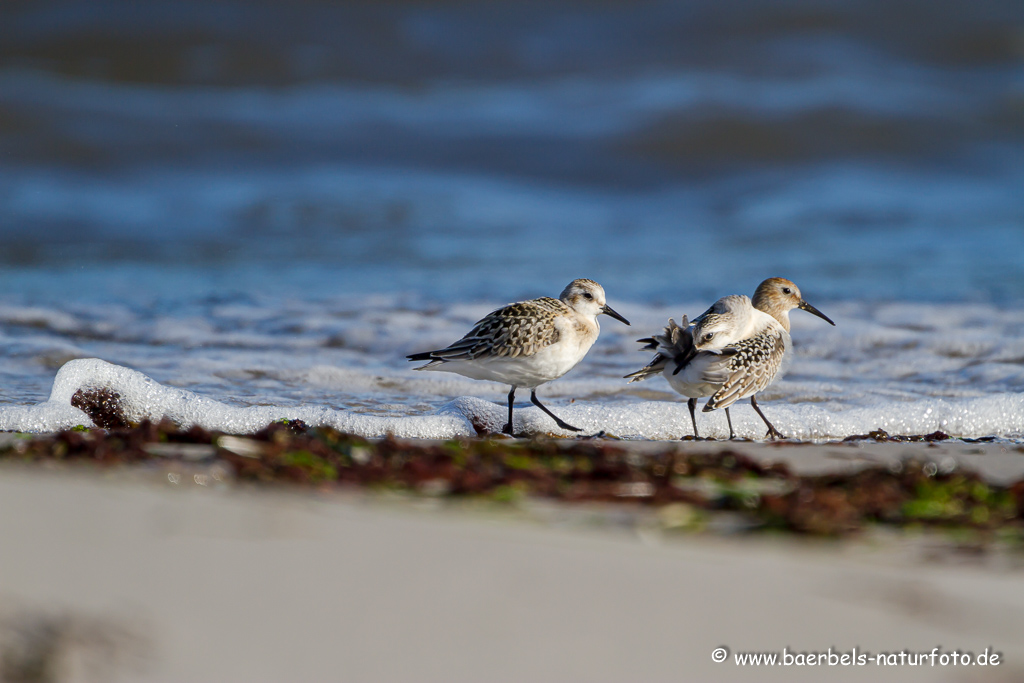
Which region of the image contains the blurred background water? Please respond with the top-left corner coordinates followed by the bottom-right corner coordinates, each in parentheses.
top-left (0, 0), bottom-right (1023, 435)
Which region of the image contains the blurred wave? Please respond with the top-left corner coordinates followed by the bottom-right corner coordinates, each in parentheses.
top-left (0, 0), bottom-right (1022, 305)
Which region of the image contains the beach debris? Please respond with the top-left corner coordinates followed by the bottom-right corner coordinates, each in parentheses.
top-left (1, 422), bottom-right (1022, 537)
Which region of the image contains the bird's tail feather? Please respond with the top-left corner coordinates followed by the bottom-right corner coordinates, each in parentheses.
top-left (624, 316), bottom-right (694, 382)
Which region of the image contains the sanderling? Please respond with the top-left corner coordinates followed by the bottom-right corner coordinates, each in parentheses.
top-left (626, 278), bottom-right (834, 439)
top-left (408, 279), bottom-right (630, 435)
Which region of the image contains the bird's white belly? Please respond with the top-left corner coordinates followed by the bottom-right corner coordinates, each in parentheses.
top-left (427, 339), bottom-right (590, 388)
top-left (663, 354), bottom-right (722, 398)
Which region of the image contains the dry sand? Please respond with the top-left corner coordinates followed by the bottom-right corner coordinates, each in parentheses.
top-left (2, 440), bottom-right (1023, 682)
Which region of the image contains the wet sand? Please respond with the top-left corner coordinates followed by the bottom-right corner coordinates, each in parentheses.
top-left (2, 440), bottom-right (1024, 682)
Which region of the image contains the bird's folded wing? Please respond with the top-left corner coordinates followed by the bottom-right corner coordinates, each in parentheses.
top-left (703, 331), bottom-right (786, 410)
top-left (427, 299), bottom-right (562, 361)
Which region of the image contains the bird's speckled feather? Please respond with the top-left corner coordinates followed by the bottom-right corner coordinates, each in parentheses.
top-left (418, 297), bottom-right (569, 362)
top-left (702, 328), bottom-right (787, 411)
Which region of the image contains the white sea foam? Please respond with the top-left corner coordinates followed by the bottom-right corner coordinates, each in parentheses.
top-left (2, 359), bottom-right (475, 439)
top-left (1, 290), bottom-right (1024, 440)
top-left (1, 358), bottom-right (1022, 441)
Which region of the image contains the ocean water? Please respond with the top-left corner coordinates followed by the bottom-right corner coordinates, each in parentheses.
top-left (0, 0), bottom-right (1022, 439)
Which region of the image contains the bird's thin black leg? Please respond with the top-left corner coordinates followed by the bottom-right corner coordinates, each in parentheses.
top-left (750, 395), bottom-right (785, 440)
top-left (686, 398), bottom-right (699, 439)
top-left (530, 390), bottom-right (582, 432)
top-left (503, 386), bottom-right (516, 435)
top-left (725, 407), bottom-right (736, 440)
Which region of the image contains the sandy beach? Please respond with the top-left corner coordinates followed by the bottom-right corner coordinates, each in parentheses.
top-left (2, 439), bottom-right (1023, 682)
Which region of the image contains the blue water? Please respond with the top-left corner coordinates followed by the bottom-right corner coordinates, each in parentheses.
top-left (0, 0), bottom-right (1022, 436)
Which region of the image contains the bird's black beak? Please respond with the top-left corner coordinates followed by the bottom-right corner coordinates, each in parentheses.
top-left (602, 305), bottom-right (630, 325)
top-left (798, 300), bottom-right (835, 326)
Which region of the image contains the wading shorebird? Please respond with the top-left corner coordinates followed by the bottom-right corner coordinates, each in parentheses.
top-left (408, 279), bottom-right (630, 435)
top-left (625, 278), bottom-right (834, 439)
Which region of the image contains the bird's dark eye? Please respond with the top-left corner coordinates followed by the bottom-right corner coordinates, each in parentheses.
top-left (703, 332), bottom-right (714, 342)
top-left (583, 292), bottom-right (594, 300)
top-left (782, 287), bottom-right (792, 295)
